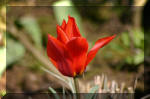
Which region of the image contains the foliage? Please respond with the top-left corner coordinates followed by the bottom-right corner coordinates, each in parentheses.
top-left (102, 29), bottom-right (144, 68)
top-left (122, 29), bottom-right (144, 65)
top-left (6, 38), bottom-right (25, 66)
top-left (0, 90), bottom-right (6, 97)
top-left (49, 87), bottom-right (60, 99)
top-left (5, 15), bottom-right (43, 70)
top-left (85, 85), bottom-right (99, 99)
top-left (20, 16), bottom-right (42, 48)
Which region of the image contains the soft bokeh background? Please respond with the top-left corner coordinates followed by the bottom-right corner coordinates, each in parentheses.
top-left (0, 0), bottom-right (149, 98)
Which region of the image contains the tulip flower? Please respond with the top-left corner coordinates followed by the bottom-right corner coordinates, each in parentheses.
top-left (47, 16), bottom-right (116, 77)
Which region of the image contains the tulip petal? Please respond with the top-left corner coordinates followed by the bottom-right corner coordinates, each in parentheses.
top-left (86, 34), bottom-right (116, 66)
top-left (49, 58), bottom-right (58, 68)
top-left (67, 37), bottom-right (88, 75)
top-left (57, 25), bottom-right (69, 43)
top-left (47, 34), bottom-right (74, 76)
top-left (61, 19), bottom-right (66, 30)
top-left (65, 16), bottom-right (81, 39)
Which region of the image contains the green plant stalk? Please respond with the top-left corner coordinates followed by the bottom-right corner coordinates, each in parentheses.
top-left (73, 77), bottom-right (80, 99)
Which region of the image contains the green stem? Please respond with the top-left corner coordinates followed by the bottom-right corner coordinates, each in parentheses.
top-left (74, 77), bottom-right (80, 99)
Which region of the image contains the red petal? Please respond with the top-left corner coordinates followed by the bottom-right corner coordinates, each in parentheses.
top-left (47, 34), bottom-right (74, 77)
top-left (65, 16), bottom-right (81, 39)
top-left (86, 34), bottom-right (116, 66)
top-left (57, 25), bottom-right (69, 43)
top-left (61, 19), bottom-right (66, 30)
top-left (49, 58), bottom-right (58, 69)
top-left (66, 37), bottom-right (88, 75)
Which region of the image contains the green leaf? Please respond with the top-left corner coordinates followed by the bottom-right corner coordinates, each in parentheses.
top-left (121, 32), bottom-right (130, 47)
top-left (132, 29), bottom-right (144, 48)
top-left (6, 38), bottom-right (25, 66)
top-left (126, 49), bottom-right (144, 65)
top-left (103, 76), bottom-right (108, 92)
top-left (41, 67), bottom-right (75, 93)
top-left (85, 85), bottom-right (99, 99)
top-left (133, 50), bottom-right (144, 65)
top-left (0, 90), bottom-right (6, 97)
top-left (126, 56), bottom-right (133, 64)
top-left (20, 16), bottom-right (42, 48)
top-left (49, 87), bottom-right (60, 99)
top-left (0, 47), bottom-right (6, 77)
top-left (41, 67), bottom-right (67, 84)
top-left (53, 0), bottom-right (84, 36)
top-left (62, 87), bottom-right (66, 99)
top-left (109, 42), bottom-right (125, 53)
top-left (89, 85), bottom-right (99, 93)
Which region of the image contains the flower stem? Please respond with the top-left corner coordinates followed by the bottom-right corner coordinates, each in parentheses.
top-left (74, 77), bottom-right (80, 99)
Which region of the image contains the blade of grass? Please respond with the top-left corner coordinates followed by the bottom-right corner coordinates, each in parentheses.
top-left (85, 85), bottom-right (99, 99)
top-left (62, 86), bottom-right (66, 99)
top-left (103, 75), bottom-right (108, 92)
top-left (49, 87), bottom-right (60, 99)
top-left (41, 67), bottom-right (76, 93)
top-left (41, 67), bottom-right (67, 83)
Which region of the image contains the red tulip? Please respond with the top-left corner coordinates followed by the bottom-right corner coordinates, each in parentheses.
top-left (47, 16), bottom-right (116, 77)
